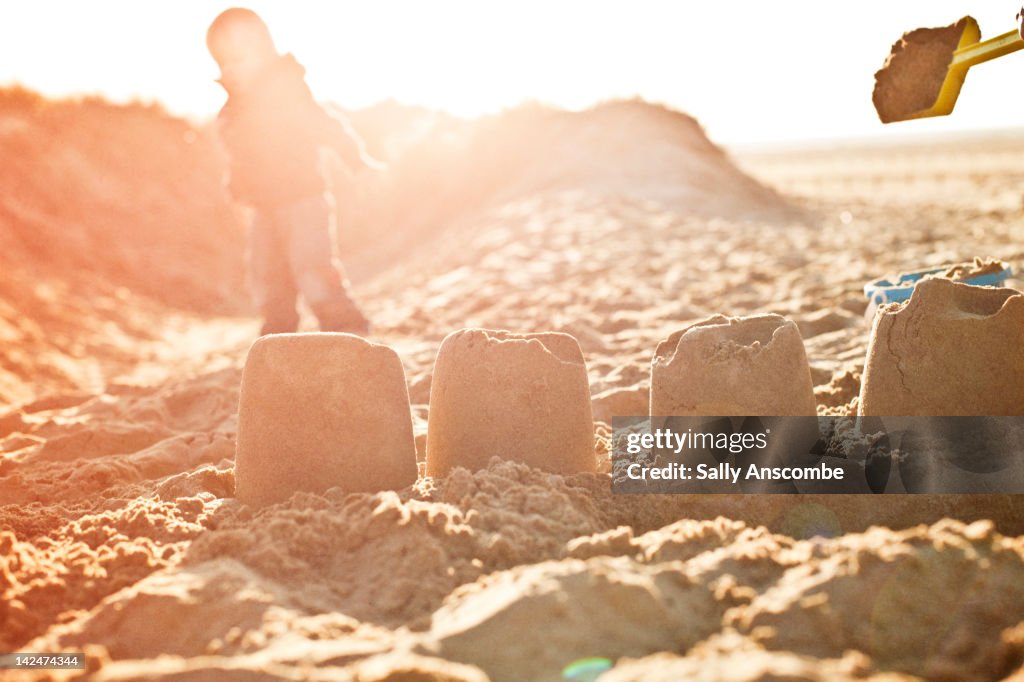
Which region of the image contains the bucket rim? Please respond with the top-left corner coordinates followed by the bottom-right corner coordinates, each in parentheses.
top-left (863, 265), bottom-right (1014, 305)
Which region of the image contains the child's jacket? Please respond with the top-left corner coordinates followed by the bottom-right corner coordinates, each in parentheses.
top-left (216, 54), bottom-right (368, 209)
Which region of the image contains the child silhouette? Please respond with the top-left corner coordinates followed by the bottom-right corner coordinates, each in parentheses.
top-left (207, 8), bottom-right (383, 335)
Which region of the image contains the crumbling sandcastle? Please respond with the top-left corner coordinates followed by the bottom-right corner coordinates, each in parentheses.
top-left (651, 314), bottom-right (817, 416)
top-left (644, 314), bottom-right (819, 494)
top-left (859, 278), bottom-right (1024, 416)
top-left (425, 329), bottom-right (596, 477)
top-left (235, 333), bottom-right (418, 506)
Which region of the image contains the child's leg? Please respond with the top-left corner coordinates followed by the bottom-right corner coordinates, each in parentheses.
top-left (280, 193), bottom-right (370, 334)
top-left (249, 211), bottom-right (300, 335)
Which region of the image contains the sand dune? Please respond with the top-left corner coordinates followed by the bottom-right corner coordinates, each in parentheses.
top-left (0, 88), bottom-right (247, 405)
top-left (2, 89), bottom-right (1024, 680)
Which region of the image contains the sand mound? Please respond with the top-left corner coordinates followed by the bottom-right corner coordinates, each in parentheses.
top-left (21, 456), bottom-right (1022, 681)
top-left (425, 518), bottom-right (1024, 681)
top-left (731, 520), bottom-right (1024, 679)
top-left (464, 101), bottom-right (791, 215)
top-left (430, 556), bottom-right (723, 681)
top-left (0, 494), bottom-right (212, 654)
top-left (0, 88), bottom-right (242, 312)
top-left (0, 87), bottom-right (247, 404)
top-left (600, 634), bottom-right (901, 681)
top-left (338, 100), bottom-right (796, 280)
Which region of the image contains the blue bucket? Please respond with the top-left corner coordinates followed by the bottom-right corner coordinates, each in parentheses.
top-left (863, 265), bottom-right (1013, 307)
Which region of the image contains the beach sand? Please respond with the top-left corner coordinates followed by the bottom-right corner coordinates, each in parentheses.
top-left (2, 93), bottom-right (1024, 681)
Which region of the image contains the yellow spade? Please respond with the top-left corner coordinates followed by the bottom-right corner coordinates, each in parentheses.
top-left (873, 16), bottom-right (1024, 123)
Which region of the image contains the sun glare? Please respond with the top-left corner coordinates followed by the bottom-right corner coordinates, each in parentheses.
top-left (0, 1), bottom-right (1021, 143)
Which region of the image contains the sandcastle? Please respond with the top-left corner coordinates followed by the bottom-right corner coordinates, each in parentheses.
top-left (859, 278), bottom-right (1024, 416)
top-left (425, 329), bottom-right (596, 476)
top-left (645, 315), bottom-right (819, 494)
top-left (235, 333), bottom-right (418, 506)
top-left (651, 314), bottom-right (817, 416)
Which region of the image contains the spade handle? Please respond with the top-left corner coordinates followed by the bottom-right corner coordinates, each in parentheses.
top-left (951, 29), bottom-right (1024, 69)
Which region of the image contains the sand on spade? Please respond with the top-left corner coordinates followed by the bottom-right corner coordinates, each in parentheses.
top-left (872, 17), bottom-right (972, 123)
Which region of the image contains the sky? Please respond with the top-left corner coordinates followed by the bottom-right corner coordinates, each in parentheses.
top-left (0, 1), bottom-right (1021, 145)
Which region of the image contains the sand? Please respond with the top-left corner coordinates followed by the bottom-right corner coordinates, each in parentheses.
top-left (873, 417), bottom-right (1024, 493)
top-left (425, 329), bottom-right (596, 476)
top-left (235, 333), bottom-right (418, 506)
top-left (872, 17), bottom-right (971, 123)
top-left (859, 278), bottom-right (1024, 416)
top-left (3, 91), bottom-right (1024, 680)
top-left (651, 314), bottom-right (817, 417)
top-left (936, 256), bottom-right (1008, 281)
